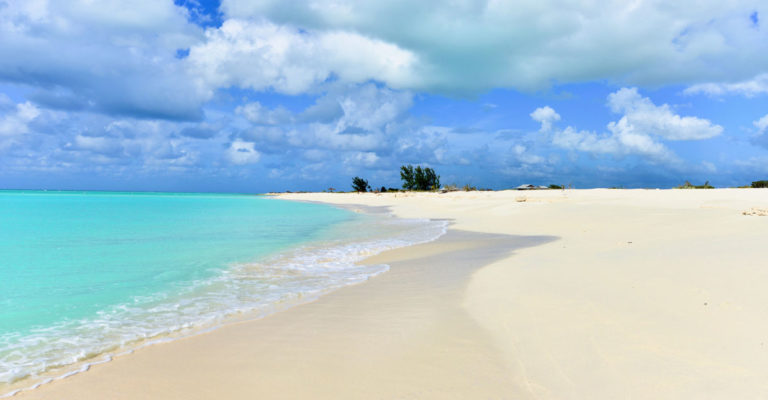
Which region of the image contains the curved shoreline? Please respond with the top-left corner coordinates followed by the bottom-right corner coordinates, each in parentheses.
top-left (12, 189), bottom-right (768, 399)
top-left (2, 200), bottom-right (446, 398)
top-left (12, 228), bottom-right (551, 399)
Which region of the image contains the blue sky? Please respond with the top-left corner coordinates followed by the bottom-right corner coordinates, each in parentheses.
top-left (1, 0), bottom-right (767, 192)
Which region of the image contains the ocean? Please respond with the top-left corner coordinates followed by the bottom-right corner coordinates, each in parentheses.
top-left (0, 191), bottom-right (446, 396)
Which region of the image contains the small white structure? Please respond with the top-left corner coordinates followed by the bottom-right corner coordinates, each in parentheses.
top-left (516, 184), bottom-right (551, 190)
top-left (516, 184), bottom-right (537, 190)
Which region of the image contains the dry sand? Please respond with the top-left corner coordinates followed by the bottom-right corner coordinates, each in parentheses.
top-left (13, 188), bottom-right (768, 399)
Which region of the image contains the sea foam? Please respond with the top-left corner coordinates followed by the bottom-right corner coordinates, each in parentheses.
top-left (0, 199), bottom-right (446, 397)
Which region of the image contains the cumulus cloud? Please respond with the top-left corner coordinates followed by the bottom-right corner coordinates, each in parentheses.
top-left (233, 84), bottom-right (413, 155)
top-left (549, 125), bottom-right (672, 162)
top-left (538, 88), bottom-right (721, 162)
top-left (219, 0), bottom-right (768, 93)
top-left (0, 102), bottom-right (40, 137)
top-left (227, 140), bottom-right (260, 164)
top-left (343, 151), bottom-right (380, 168)
top-left (530, 106), bottom-right (561, 132)
top-left (0, 107), bottom-right (215, 175)
top-left (187, 19), bottom-right (417, 96)
top-left (235, 102), bottom-right (293, 125)
top-left (66, 134), bottom-right (125, 157)
top-left (3, 0), bottom-right (765, 124)
top-left (0, 0), bottom-right (207, 120)
top-left (335, 84), bottom-right (413, 132)
top-left (685, 73), bottom-right (768, 97)
top-left (510, 144), bottom-right (545, 165)
top-left (1, 2), bottom-right (764, 190)
top-left (753, 114), bottom-right (768, 133)
top-left (752, 114), bottom-right (768, 149)
top-left (607, 88), bottom-right (722, 140)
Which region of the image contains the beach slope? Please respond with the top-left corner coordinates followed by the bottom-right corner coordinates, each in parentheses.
top-left (15, 189), bottom-right (768, 399)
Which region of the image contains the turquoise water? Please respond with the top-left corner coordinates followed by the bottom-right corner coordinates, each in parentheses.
top-left (0, 191), bottom-right (446, 393)
top-left (1, 191), bottom-right (348, 334)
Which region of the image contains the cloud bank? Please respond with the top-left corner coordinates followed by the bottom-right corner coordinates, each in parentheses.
top-left (220, 0), bottom-right (768, 93)
top-left (0, 0), bottom-right (766, 190)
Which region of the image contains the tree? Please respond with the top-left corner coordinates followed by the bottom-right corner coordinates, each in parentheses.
top-left (351, 177), bottom-right (369, 192)
top-left (414, 166), bottom-right (426, 190)
top-left (400, 164), bottom-right (440, 191)
top-left (400, 165), bottom-right (415, 190)
top-left (423, 167), bottom-right (440, 190)
top-left (752, 180), bottom-right (768, 188)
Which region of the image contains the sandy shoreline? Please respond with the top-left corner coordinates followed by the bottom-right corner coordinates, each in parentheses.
top-left (13, 188), bottom-right (768, 399)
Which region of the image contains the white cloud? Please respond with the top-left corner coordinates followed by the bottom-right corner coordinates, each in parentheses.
top-left (335, 84), bottom-right (412, 132)
top-left (187, 19), bottom-right (417, 96)
top-left (235, 83), bottom-right (412, 154)
top-left (343, 151), bottom-right (380, 168)
top-left (530, 106), bottom-right (561, 132)
top-left (511, 144), bottom-right (545, 164)
top-left (540, 88), bottom-right (720, 162)
top-left (685, 74), bottom-right (768, 97)
top-left (235, 102), bottom-right (293, 125)
top-left (1, 2), bottom-right (762, 189)
top-left (0, 102), bottom-right (40, 137)
top-left (227, 140), bottom-right (261, 164)
top-left (3, 0), bottom-right (765, 125)
top-left (550, 123), bottom-right (674, 162)
top-left (607, 88), bottom-right (722, 140)
top-left (69, 135), bottom-right (124, 156)
top-left (0, 0), bottom-right (206, 120)
top-left (754, 114), bottom-right (768, 133)
top-left (300, 123), bottom-right (382, 151)
top-left (219, 0), bottom-right (768, 93)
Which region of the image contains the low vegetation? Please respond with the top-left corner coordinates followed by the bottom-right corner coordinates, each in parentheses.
top-left (676, 180), bottom-right (714, 189)
top-left (442, 183), bottom-right (478, 192)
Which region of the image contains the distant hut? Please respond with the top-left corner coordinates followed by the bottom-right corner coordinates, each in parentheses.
top-left (516, 184), bottom-right (537, 190)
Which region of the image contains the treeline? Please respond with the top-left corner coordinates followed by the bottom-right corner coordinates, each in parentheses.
top-left (348, 175), bottom-right (768, 193)
top-left (399, 165), bottom-right (440, 191)
top-left (351, 164), bottom-right (440, 193)
top-left (677, 180), bottom-right (768, 189)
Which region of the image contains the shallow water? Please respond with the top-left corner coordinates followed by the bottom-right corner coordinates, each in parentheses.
top-left (0, 191), bottom-right (446, 394)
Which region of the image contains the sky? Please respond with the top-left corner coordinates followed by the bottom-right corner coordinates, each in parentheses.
top-left (1, 0), bottom-right (767, 192)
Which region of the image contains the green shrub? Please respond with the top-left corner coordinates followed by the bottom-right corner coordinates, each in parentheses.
top-left (351, 177), bottom-right (370, 192)
top-left (677, 180), bottom-right (714, 189)
top-left (751, 180), bottom-right (768, 188)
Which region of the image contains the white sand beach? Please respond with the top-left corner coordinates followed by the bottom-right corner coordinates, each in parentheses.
top-left (14, 189), bottom-right (768, 399)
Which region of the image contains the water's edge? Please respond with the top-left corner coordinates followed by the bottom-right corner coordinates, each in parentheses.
top-left (1, 199), bottom-right (448, 398)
